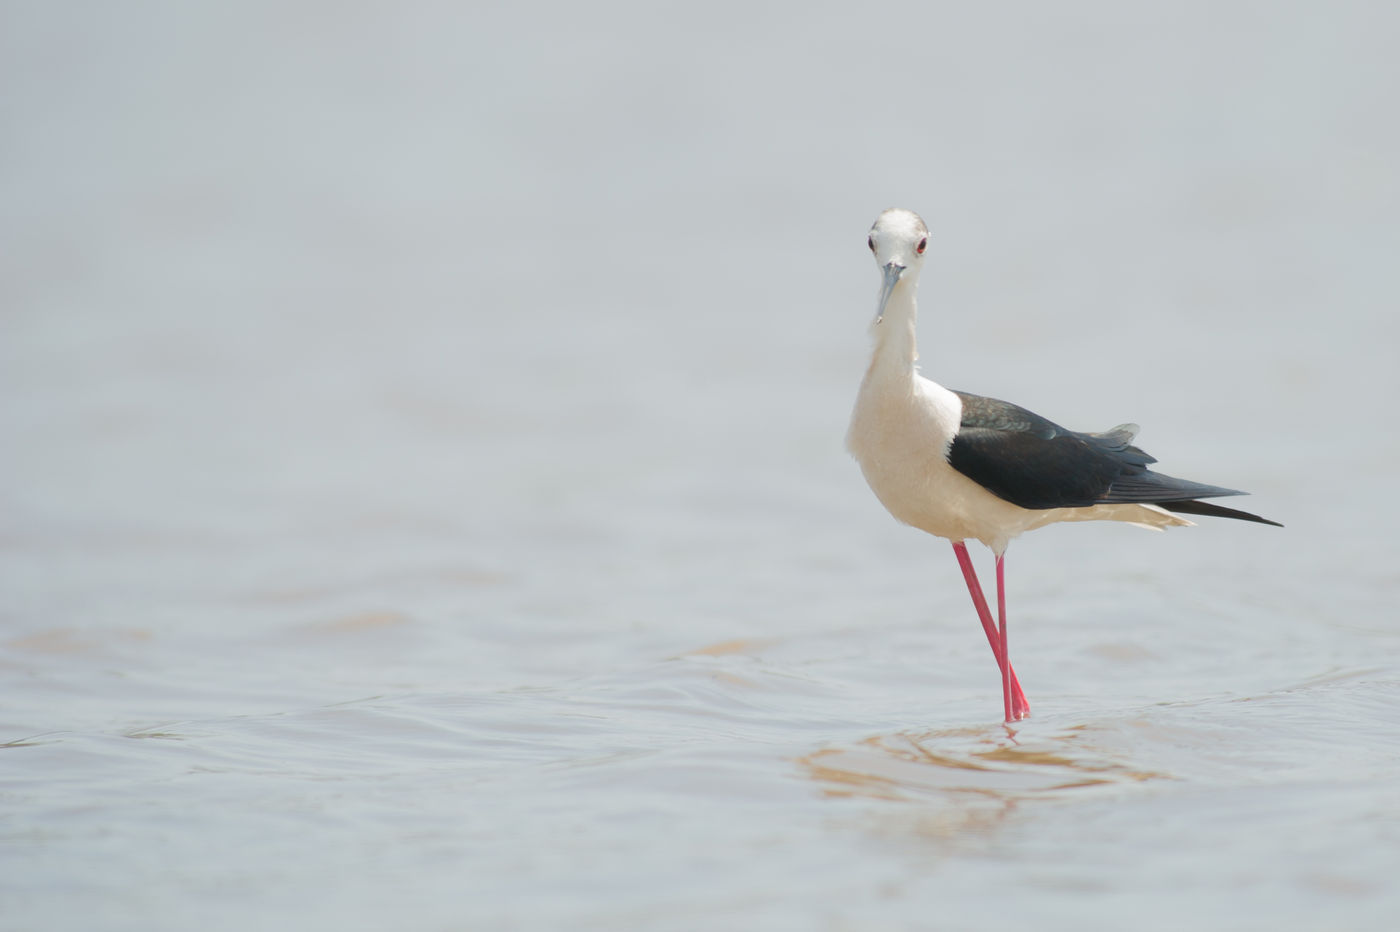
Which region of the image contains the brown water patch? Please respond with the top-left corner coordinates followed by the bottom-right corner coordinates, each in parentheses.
top-left (6, 627), bottom-right (152, 654)
top-left (679, 638), bottom-right (776, 658)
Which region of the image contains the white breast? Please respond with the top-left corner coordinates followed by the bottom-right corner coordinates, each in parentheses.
top-left (848, 372), bottom-right (1031, 548)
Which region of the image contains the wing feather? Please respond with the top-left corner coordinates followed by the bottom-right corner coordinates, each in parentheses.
top-left (948, 391), bottom-right (1268, 518)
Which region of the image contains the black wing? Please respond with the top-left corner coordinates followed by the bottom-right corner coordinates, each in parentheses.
top-left (947, 391), bottom-right (1281, 526)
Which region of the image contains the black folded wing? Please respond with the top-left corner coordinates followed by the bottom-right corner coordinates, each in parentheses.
top-left (946, 391), bottom-right (1280, 526)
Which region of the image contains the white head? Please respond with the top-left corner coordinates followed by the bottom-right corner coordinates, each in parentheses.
top-left (867, 208), bottom-right (929, 323)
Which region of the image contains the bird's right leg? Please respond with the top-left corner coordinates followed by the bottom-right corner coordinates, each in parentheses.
top-left (951, 540), bottom-right (1028, 718)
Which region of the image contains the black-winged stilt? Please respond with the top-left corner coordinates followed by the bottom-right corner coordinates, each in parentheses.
top-left (846, 207), bottom-right (1281, 724)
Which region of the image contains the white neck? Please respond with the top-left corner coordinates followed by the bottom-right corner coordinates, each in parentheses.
top-left (866, 281), bottom-right (920, 384)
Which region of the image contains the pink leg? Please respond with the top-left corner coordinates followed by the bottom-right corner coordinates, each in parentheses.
top-left (951, 541), bottom-right (1029, 722)
top-left (994, 550), bottom-right (1030, 721)
top-left (995, 552), bottom-right (1013, 722)
top-left (999, 552), bottom-right (1031, 721)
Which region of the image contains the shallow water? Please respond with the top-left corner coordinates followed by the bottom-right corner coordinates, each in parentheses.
top-left (4, 3), bottom-right (1400, 930)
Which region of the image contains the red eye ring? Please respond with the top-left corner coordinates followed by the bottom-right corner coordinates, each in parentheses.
top-left (916, 237), bottom-right (927, 255)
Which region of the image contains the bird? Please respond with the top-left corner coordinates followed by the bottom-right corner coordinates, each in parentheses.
top-left (846, 207), bottom-right (1281, 724)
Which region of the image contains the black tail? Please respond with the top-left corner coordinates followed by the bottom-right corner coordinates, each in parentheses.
top-left (1159, 499), bottom-right (1283, 527)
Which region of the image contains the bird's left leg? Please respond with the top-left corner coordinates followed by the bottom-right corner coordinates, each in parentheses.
top-left (994, 549), bottom-right (1028, 721)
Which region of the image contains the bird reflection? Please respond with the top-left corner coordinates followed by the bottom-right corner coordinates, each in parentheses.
top-left (798, 725), bottom-right (1171, 810)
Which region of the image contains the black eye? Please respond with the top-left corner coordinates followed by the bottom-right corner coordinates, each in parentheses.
top-left (867, 235), bottom-right (875, 252)
top-left (916, 237), bottom-right (927, 255)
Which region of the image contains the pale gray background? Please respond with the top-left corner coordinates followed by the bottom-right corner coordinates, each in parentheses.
top-left (4, 3), bottom-right (1397, 930)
